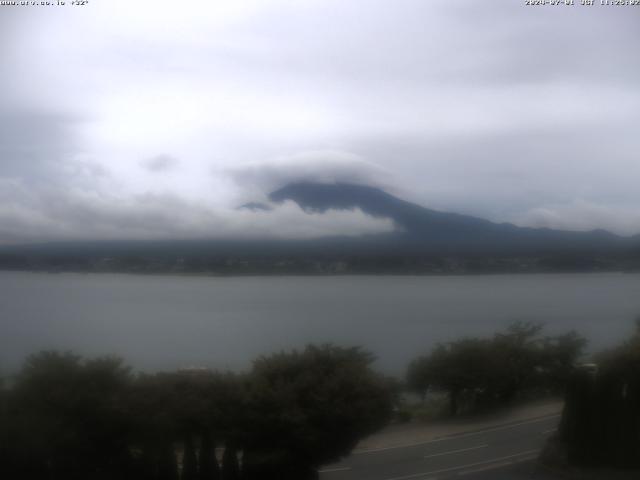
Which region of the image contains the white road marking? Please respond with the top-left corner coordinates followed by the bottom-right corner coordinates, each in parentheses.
top-left (457, 453), bottom-right (539, 476)
top-left (382, 449), bottom-right (540, 480)
top-left (423, 444), bottom-right (488, 459)
top-left (542, 428), bottom-right (557, 435)
top-left (319, 466), bottom-right (352, 473)
top-left (457, 460), bottom-right (514, 476)
top-left (354, 414), bottom-right (560, 455)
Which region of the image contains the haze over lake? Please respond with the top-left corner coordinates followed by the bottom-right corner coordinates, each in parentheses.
top-left (1, 271), bottom-right (639, 376)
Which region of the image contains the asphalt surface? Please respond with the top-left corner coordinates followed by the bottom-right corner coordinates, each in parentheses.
top-left (319, 414), bottom-right (561, 480)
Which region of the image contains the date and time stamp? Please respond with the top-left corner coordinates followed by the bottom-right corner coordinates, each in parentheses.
top-left (0, 1), bottom-right (89, 6)
top-left (1, 0), bottom-right (638, 7)
top-left (525, 0), bottom-right (640, 5)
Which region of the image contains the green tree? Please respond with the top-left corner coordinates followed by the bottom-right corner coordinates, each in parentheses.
top-left (221, 445), bottom-right (240, 480)
top-left (427, 339), bottom-right (494, 415)
top-left (560, 322), bottom-right (640, 468)
top-left (406, 356), bottom-right (431, 401)
top-left (539, 330), bottom-right (587, 392)
top-left (407, 322), bottom-right (586, 416)
top-left (199, 431), bottom-right (220, 480)
top-left (183, 434), bottom-right (198, 480)
top-left (240, 345), bottom-right (393, 480)
top-left (7, 351), bottom-right (133, 479)
top-left (0, 374), bottom-right (11, 475)
top-left (488, 322), bottom-right (545, 401)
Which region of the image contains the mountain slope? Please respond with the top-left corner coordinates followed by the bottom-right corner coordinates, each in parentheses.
top-left (269, 182), bottom-right (625, 254)
top-left (0, 182), bottom-right (633, 266)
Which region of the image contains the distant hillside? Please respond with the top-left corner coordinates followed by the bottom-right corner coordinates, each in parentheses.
top-left (0, 182), bottom-right (638, 275)
top-left (269, 182), bottom-right (626, 254)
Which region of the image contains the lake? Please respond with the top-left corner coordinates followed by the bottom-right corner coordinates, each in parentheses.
top-left (1, 271), bottom-right (639, 376)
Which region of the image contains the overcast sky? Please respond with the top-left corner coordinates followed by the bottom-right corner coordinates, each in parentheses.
top-left (1, 0), bottom-right (639, 243)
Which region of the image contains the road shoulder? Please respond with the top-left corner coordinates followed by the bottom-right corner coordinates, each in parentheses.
top-left (354, 399), bottom-right (563, 454)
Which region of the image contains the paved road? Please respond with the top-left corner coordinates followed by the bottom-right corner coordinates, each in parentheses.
top-left (319, 414), bottom-right (560, 480)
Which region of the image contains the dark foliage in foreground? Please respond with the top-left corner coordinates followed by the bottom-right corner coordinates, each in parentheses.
top-left (241, 346), bottom-right (391, 479)
top-left (559, 322), bottom-right (640, 469)
top-left (0, 345), bottom-right (393, 480)
top-left (406, 322), bottom-right (587, 416)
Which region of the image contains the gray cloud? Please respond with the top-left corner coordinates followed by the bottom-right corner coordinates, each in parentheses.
top-left (0, 109), bottom-right (83, 184)
top-left (141, 154), bottom-right (180, 173)
top-left (354, 126), bottom-right (640, 222)
top-left (0, 0), bottom-right (639, 241)
top-left (515, 200), bottom-right (640, 236)
top-left (0, 178), bottom-right (395, 244)
top-left (224, 150), bottom-right (396, 201)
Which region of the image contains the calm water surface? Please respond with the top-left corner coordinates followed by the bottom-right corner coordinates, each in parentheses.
top-left (1, 271), bottom-right (639, 375)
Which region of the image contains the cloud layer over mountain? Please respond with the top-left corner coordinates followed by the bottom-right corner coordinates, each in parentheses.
top-left (0, 178), bottom-right (395, 244)
top-left (1, 0), bottom-right (639, 242)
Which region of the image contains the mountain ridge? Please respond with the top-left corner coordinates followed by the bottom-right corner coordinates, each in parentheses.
top-left (267, 182), bottom-right (626, 254)
top-left (0, 182), bottom-right (637, 275)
